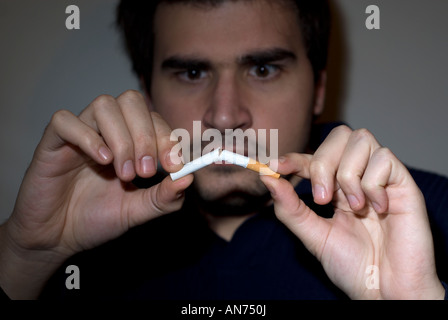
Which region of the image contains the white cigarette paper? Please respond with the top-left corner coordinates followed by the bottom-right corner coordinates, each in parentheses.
top-left (169, 148), bottom-right (222, 181)
top-left (170, 149), bottom-right (280, 181)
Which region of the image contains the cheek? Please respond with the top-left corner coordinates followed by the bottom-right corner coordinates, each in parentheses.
top-left (264, 113), bottom-right (313, 156)
top-left (279, 117), bottom-right (313, 154)
top-left (255, 92), bottom-right (315, 155)
top-left (151, 83), bottom-right (200, 130)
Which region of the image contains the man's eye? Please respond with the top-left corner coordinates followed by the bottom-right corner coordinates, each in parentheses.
top-left (177, 68), bottom-right (207, 82)
top-left (249, 64), bottom-right (280, 79)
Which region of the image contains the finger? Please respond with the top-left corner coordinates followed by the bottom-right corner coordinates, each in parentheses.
top-left (43, 109), bottom-right (113, 165)
top-left (80, 95), bottom-right (136, 181)
top-left (124, 174), bottom-right (194, 228)
top-left (310, 125), bottom-right (352, 205)
top-left (272, 153), bottom-right (313, 178)
top-left (150, 112), bottom-right (184, 173)
top-left (360, 147), bottom-right (409, 214)
top-left (260, 175), bottom-right (331, 260)
top-left (116, 90), bottom-right (157, 178)
top-left (336, 129), bottom-right (382, 211)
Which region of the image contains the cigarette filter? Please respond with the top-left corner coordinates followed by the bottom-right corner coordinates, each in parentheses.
top-left (220, 150), bottom-right (280, 178)
top-left (170, 149), bottom-right (280, 181)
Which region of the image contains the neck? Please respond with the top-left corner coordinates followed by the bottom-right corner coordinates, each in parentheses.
top-left (194, 175), bottom-right (303, 242)
top-left (203, 213), bottom-right (256, 242)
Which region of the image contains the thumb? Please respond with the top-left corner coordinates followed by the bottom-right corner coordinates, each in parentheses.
top-left (124, 174), bottom-right (194, 229)
top-left (260, 176), bottom-right (331, 260)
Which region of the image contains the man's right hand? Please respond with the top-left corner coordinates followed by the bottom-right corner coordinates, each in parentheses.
top-left (0, 90), bottom-right (193, 299)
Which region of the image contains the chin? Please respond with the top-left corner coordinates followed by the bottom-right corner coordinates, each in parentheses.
top-left (190, 165), bottom-right (271, 216)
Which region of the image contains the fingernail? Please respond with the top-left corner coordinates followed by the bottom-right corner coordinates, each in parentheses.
top-left (166, 150), bottom-right (183, 167)
top-left (99, 147), bottom-right (111, 161)
top-left (142, 156), bottom-right (155, 174)
top-left (313, 184), bottom-right (326, 200)
top-left (347, 195), bottom-right (360, 209)
top-left (372, 202), bottom-right (382, 213)
top-left (122, 160), bottom-right (134, 177)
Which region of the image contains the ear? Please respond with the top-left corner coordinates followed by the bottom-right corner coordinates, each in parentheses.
top-left (313, 70), bottom-right (327, 116)
top-left (140, 76), bottom-right (155, 111)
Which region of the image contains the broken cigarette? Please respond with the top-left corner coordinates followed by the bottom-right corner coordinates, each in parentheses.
top-left (169, 148), bottom-right (222, 181)
top-left (170, 149), bottom-right (280, 181)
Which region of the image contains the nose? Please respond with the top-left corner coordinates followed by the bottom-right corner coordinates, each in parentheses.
top-left (202, 72), bottom-right (252, 133)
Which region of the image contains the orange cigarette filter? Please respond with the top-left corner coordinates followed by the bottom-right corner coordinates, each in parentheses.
top-left (246, 159), bottom-right (281, 179)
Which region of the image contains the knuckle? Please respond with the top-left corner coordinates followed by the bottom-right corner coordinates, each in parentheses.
top-left (91, 94), bottom-right (116, 113)
top-left (117, 90), bottom-right (144, 105)
top-left (81, 130), bottom-right (100, 150)
top-left (112, 138), bottom-right (134, 157)
top-left (50, 109), bottom-right (72, 126)
top-left (149, 191), bottom-right (164, 215)
top-left (336, 169), bottom-right (358, 186)
top-left (134, 133), bottom-right (155, 154)
top-left (309, 159), bottom-right (326, 177)
top-left (352, 128), bottom-right (374, 142)
top-left (149, 185), bottom-right (171, 215)
top-left (150, 112), bottom-right (173, 138)
top-left (374, 147), bottom-right (394, 159)
top-left (361, 179), bottom-right (377, 193)
top-left (331, 124), bottom-right (352, 136)
top-left (372, 147), bottom-right (397, 168)
top-left (134, 132), bottom-right (154, 146)
top-left (150, 111), bottom-right (162, 120)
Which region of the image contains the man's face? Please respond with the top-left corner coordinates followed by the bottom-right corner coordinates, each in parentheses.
top-left (150, 0), bottom-right (325, 209)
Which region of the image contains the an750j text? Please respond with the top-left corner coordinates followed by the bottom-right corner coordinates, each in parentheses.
top-left (181, 304), bottom-right (266, 317)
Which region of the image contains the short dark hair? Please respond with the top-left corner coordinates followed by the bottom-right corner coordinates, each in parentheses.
top-left (116, 0), bottom-right (330, 92)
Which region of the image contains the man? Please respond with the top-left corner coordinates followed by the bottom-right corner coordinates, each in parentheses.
top-left (0, 0), bottom-right (447, 300)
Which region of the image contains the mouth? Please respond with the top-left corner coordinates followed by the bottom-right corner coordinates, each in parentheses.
top-left (209, 162), bottom-right (247, 172)
top-left (207, 163), bottom-right (245, 175)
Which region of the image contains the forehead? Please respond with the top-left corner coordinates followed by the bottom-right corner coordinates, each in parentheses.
top-left (153, 1), bottom-right (304, 62)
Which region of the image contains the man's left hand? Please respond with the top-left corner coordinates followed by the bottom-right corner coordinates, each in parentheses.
top-left (261, 125), bottom-right (445, 299)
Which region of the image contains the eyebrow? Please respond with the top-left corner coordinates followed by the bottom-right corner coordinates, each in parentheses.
top-left (161, 56), bottom-right (212, 71)
top-left (160, 48), bottom-right (297, 71)
top-left (239, 48), bottom-right (297, 66)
